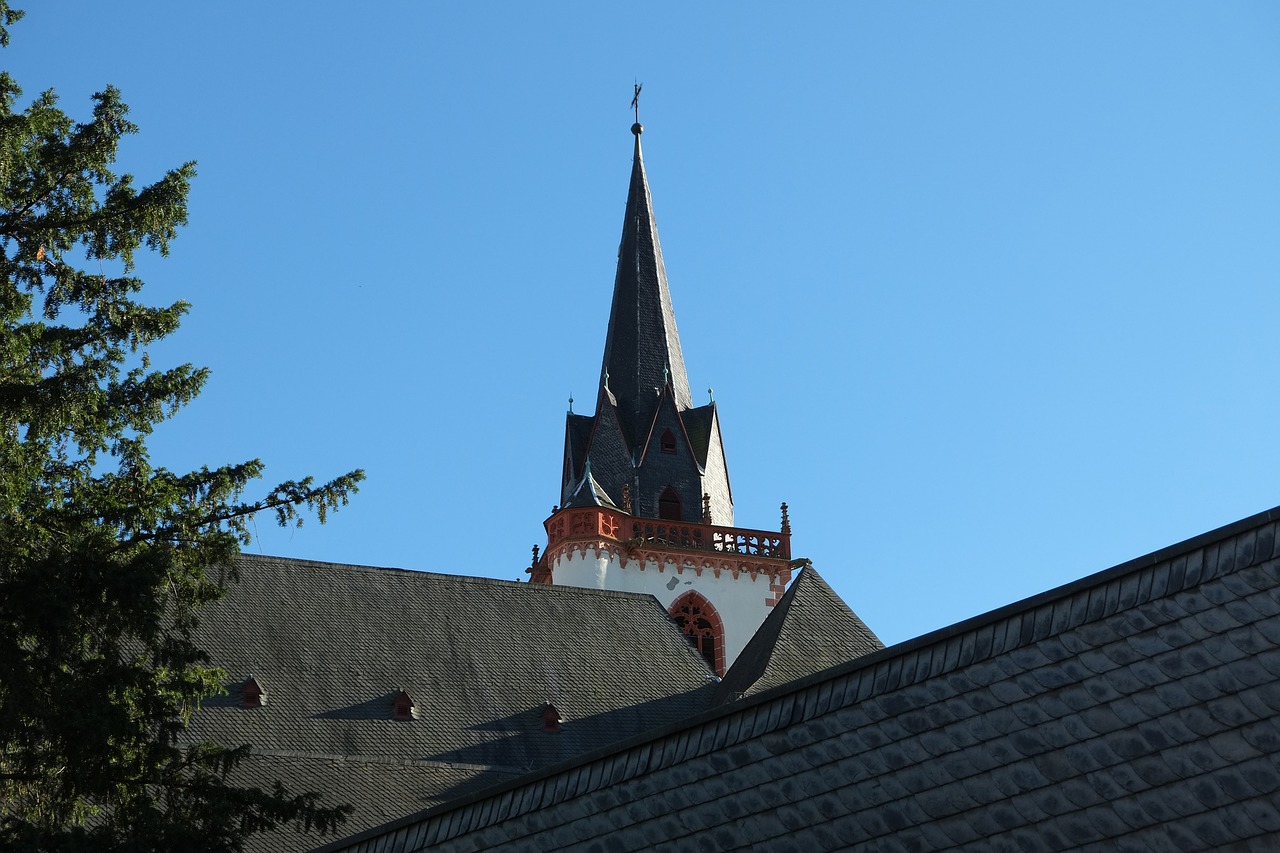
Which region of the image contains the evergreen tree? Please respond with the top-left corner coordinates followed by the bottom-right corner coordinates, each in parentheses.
top-left (0, 6), bottom-right (363, 849)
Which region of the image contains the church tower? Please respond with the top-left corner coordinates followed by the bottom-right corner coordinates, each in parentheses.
top-left (531, 121), bottom-right (795, 675)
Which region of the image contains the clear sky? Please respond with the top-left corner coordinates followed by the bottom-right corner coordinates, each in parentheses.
top-left (10, 3), bottom-right (1280, 646)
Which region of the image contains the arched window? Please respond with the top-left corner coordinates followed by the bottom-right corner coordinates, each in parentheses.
top-left (669, 591), bottom-right (725, 675)
top-left (658, 486), bottom-right (682, 520)
top-left (660, 428), bottom-right (677, 454)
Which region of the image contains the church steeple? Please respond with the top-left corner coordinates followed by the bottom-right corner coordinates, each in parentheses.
top-left (560, 120), bottom-right (733, 527)
top-left (540, 115), bottom-right (795, 674)
top-left (598, 122), bottom-right (693, 434)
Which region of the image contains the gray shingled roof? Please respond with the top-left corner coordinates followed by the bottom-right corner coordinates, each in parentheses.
top-left (322, 505), bottom-right (1280, 853)
top-left (714, 562), bottom-right (884, 702)
top-left (226, 754), bottom-right (503, 853)
top-left (186, 555), bottom-right (717, 850)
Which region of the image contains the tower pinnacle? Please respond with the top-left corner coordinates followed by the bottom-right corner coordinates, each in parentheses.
top-left (560, 118), bottom-right (733, 527)
top-left (598, 120), bottom-right (693, 436)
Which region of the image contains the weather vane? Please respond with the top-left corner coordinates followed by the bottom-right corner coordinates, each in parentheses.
top-left (631, 81), bottom-right (642, 124)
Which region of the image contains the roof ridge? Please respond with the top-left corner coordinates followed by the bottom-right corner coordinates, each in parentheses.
top-left (234, 553), bottom-right (675, 602)
top-left (246, 748), bottom-right (505, 773)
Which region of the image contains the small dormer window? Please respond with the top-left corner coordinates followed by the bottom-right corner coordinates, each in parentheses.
top-left (392, 690), bottom-right (415, 721)
top-left (241, 677), bottom-right (267, 709)
top-left (542, 702), bottom-right (563, 734)
top-left (660, 429), bottom-right (676, 454)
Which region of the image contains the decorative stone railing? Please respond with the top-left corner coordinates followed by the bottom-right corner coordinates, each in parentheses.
top-left (544, 506), bottom-right (790, 561)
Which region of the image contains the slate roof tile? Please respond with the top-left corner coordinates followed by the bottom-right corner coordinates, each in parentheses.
top-left (1238, 713), bottom-right (1280, 754)
top-left (1107, 696), bottom-right (1150, 727)
top-left (1122, 658), bottom-right (1167, 689)
top-left (1037, 694), bottom-right (1079, 725)
top-left (1007, 699), bottom-right (1050, 729)
top-left (1223, 626), bottom-right (1268, 658)
top-left (1161, 742), bottom-right (1220, 777)
top-left (1097, 639), bottom-right (1145, 668)
top-left (1174, 589), bottom-right (1212, 614)
top-left (1080, 705), bottom-right (1130, 735)
top-left (1084, 676), bottom-right (1127, 707)
top-left (1187, 667), bottom-right (1233, 701)
top-left (1206, 730), bottom-right (1263, 766)
top-left (1148, 711), bottom-right (1198, 748)
top-left (1186, 810), bottom-right (1240, 846)
top-left (1126, 754), bottom-right (1178, 788)
top-left (1190, 602), bottom-right (1248, 636)
top-left (1255, 643), bottom-right (1280, 677)
top-left (1241, 796), bottom-right (1280, 831)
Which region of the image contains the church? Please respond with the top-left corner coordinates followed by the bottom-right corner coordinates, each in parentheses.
top-left (188, 121), bottom-right (1280, 852)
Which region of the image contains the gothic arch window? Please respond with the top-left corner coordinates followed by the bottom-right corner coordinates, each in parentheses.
top-left (658, 486), bottom-right (682, 521)
top-left (660, 428), bottom-right (677, 454)
top-left (669, 591), bottom-right (725, 675)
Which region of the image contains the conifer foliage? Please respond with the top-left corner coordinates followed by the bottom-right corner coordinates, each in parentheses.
top-left (0, 6), bottom-right (362, 849)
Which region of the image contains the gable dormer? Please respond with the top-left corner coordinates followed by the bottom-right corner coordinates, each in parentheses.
top-left (635, 385), bottom-right (704, 522)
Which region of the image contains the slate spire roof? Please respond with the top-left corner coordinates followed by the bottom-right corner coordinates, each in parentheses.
top-left (560, 124), bottom-right (734, 524)
top-left (597, 122), bottom-right (693, 434)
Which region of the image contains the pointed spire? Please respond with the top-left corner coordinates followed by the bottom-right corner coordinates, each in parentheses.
top-left (598, 121), bottom-right (693, 437)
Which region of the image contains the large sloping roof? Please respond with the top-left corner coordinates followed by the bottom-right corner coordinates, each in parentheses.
top-left (186, 555), bottom-right (717, 851)
top-left (714, 562), bottom-right (883, 701)
top-left (323, 506), bottom-right (1280, 852)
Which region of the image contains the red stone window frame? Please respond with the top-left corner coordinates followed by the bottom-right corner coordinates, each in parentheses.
top-left (668, 590), bottom-right (726, 676)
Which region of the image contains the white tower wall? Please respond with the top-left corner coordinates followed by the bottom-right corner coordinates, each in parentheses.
top-left (548, 542), bottom-right (785, 671)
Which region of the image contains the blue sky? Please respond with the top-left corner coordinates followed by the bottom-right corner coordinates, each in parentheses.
top-left (10, 3), bottom-right (1280, 646)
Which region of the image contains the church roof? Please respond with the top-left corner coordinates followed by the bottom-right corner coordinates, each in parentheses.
top-left (185, 554), bottom-right (718, 851)
top-left (321, 504), bottom-right (1280, 853)
top-left (597, 123), bottom-right (693, 439)
top-left (714, 562), bottom-right (884, 701)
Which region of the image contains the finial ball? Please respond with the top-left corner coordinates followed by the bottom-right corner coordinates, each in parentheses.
top-left (631, 122), bottom-right (643, 136)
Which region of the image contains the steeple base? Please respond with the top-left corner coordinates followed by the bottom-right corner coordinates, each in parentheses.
top-left (536, 505), bottom-right (793, 673)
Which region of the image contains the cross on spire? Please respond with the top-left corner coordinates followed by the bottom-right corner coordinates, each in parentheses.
top-left (631, 82), bottom-right (642, 124)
